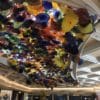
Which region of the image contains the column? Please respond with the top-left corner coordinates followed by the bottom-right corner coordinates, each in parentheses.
top-left (11, 91), bottom-right (18, 100)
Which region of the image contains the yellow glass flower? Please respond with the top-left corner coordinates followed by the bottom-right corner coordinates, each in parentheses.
top-left (53, 48), bottom-right (69, 69)
top-left (62, 8), bottom-right (79, 33)
top-left (52, 2), bottom-right (60, 10)
top-left (26, 4), bottom-right (42, 15)
top-left (59, 4), bottom-right (68, 14)
top-left (78, 23), bottom-right (93, 34)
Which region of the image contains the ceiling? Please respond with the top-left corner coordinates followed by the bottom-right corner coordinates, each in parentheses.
top-left (0, 0), bottom-right (100, 93)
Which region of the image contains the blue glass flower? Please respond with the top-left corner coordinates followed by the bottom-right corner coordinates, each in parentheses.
top-left (65, 32), bottom-right (75, 42)
top-left (91, 15), bottom-right (97, 23)
top-left (42, 0), bottom-right (52, 10)
top-left (15, 15), bottom-right (25, 22)
top-left (36, 13), bottom-right (50, 27)
top-left (78, 59), bottom-right (84, 65)
top-left (65, 42), bottom-right (79, 55)
top-left (54, 10), bottom-right (61, 21)
top-left (65, 32), bottom-right (79, 55)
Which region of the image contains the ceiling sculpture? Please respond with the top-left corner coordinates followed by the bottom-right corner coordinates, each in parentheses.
top-left (0, 0), bottom-right (99, 89)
